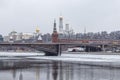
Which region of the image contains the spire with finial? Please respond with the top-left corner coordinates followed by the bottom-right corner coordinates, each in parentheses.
top-left (53, 19), bottom-right (57, 33)
top-left (52, 19), bottom-right (58, 43)
top-left (84, 27), bottom-right (86, 34)
top-left (84, 27), bottom-right (86, 39)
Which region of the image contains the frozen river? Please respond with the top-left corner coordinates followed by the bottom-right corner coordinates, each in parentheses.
top-left (0, 52), bottom-right (120, 80)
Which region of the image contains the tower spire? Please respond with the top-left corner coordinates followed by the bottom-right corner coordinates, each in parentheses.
top-left (84, 27), bottom-right (86, 39)
top-left (52, 19), bottom-right (58, 43)
top-left (53, 19), bottom-right (57, 33)
top-left (84, 27), bottom-right (86, 34)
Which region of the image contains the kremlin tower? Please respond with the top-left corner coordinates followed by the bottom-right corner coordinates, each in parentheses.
top-left (52, 19), bottom-right (58, 43)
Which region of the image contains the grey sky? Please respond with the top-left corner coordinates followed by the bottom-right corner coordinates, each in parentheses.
top-left (0, 0), bottom-right (120, 35)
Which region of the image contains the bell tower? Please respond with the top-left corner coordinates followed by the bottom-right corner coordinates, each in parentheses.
top-left (52, 19), bottom-right (58, 43)
top-left (59, 16), bottom-right (63, 33)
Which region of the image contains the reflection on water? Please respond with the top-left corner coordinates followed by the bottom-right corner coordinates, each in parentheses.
top-left (52, 62), bottom-right (58, 80)
top-left (19, 70), bottom-right (23, 80)
top-left (0, 60), bottom-right (120, 80)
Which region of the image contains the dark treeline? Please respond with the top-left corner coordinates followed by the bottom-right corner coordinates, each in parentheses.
top-left (76, 31), bottom-right (120, 40)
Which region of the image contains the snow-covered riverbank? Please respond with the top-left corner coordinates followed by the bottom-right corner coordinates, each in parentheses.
top-left (1, 52), bottom-right (120, 63)
top-left (0, 52), bottom-right (44, 57)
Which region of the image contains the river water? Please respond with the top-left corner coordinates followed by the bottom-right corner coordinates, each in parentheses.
top-left (0, 57), bottom-right (120, 80)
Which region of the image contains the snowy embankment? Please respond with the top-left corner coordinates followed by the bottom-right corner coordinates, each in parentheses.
top-left (25, 53), bottom-right (120, 63)
top-left (1, 52), bottom-right (120, 63)
top-left (0, 52), bottom-right (44, 57)
top-left (26, 53), bottom-right (120, 67)
top-left (1, 52), bottom-right (120, 67)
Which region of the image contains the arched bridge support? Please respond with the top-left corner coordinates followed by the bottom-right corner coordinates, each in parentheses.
top-left (44, 44), bottom-right (62, 56)
top-left (27, 44), bottom-right (62, 56)
top-left (0, 43), bottom-right (62, 56)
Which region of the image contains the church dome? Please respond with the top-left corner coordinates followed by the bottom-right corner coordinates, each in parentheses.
top-left (36, 27), bottom-right (40, 33)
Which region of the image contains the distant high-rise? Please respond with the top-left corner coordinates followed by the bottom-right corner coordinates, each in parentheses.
top-left (59, 16), bottom-right (63, 33)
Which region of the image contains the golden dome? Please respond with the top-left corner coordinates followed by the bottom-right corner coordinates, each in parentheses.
top-left (36, 27), bottom-right (40, 33)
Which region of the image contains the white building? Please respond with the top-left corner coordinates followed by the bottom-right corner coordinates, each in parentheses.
top-left (59, 16), bottom-right (64, 34)
top-left (4, 27), bottom-right (42, 42)
top-left (21, 33), bottom-right (33, 40)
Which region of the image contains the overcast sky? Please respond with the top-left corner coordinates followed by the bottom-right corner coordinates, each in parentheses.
top-left (0, 0), bottom-right (120, 35)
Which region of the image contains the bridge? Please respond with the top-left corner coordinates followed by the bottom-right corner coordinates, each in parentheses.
top-left (0, 41), bottom-right (119, 56)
